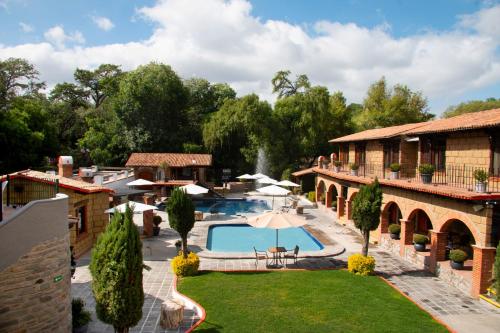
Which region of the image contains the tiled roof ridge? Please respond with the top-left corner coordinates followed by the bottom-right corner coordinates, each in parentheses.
top-left (125, 152), bottom-right (213, 167)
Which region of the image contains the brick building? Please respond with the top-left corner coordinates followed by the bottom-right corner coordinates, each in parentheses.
top-left (2, 157), bottom-right (113, 257)
top-left (294, 108), bottom-right (500, 297)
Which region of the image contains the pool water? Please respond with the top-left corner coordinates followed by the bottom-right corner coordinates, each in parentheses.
top-left (207, 224), bottom-right (324, 252)
top-left (194, 198), bottom-right (270, 216)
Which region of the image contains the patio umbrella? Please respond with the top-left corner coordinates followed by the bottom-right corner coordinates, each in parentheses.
top-left (104, 201), bottom-right (158, 213)
top-left (277, 180), bottom-right (300, 187)
top-left (257, 177), bottom-right (279, 185)
top-left (180, 183), bottom-right (209, 195)
top-left (126, 178), bottom-right (155, 186)
top-left (252, 173), bottom-right (268, 179)
top-left (246, 210), bottom-right (307, 248)
top-left (257, 184), bottom-right (291, 209)
top-left (237, 174), bottom-right (256, 180)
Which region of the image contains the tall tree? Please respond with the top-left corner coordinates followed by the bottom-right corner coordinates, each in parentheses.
top-left (74, 64), bottom-right (123, 107)
top-left (271, 70), bottom-right (310, 99)
top-left (355, 77), bottom-right (433, 130)
top-left (0, 57), bottom-right (45, 111)
top-left (89, 205), bottom-right (144, 333)
top-left (115, 62), bottom-right (189, 152)
top-left (167, 188), bottom-right (195, 259)
top-left (443, 98), bottom-right (500, 118)
top-left (352, 178), bottom-right (383, 256)
top-left (49, 82), bottom-right (89, 109)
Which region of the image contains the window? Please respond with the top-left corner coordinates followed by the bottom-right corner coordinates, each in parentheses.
top-left (420, 137), bottom-right (446, 171)
top-left (339, 144), bottom-right (349, 163)
top-left (492, 135), bottom-right (500, 175)
top-left (76, 206), bottom-right (87, 235)
top-left (355, 143), bottom-right (366, 166)
top-left (182, 168), bottom-right (192, 177)
top-left (383, 141), bottom-right (400, 168)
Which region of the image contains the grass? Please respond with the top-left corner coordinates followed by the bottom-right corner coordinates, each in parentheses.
top-left (178, 270), bottom-right (449, 333)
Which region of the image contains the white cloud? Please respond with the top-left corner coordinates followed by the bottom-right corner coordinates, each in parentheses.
top-left (92, 16), bottom-right (115, 31)
top-left (1, 0), bottom-right (499, 114)
top-left (19, 22), bottom-right (33, 33)
top-left (43, 25), bottom-right (85, 49)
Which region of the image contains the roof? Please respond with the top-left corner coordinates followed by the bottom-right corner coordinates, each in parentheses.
top-left (2, 170), bottom-right (113, 194)
top-left (404, 108), bottom-right (500, 135)
top-left (329, 122), bottom-right (427, 143)
top-left (291, 167), bottom-right (315, 177)
top-left (329, 108), bottom-right (500, 143)
top-left (125, 153), bottom-right (212, 168)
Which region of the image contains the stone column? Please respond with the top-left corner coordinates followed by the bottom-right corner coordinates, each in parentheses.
top-left (429, 231), bottom-right (448, 273)
top-left (471, 246), bottom-right (496, 297)
top-left (378, 215), bottom-right (389, 243)
top-left (336, 196), bottom-right (345, 220)
top-left (346, 200), bottom-right (353, 220)
top-left (325, 189), bottom-right (332, 208)
top-left (399, 219), bottom-right (414, 256)
top-left (143, 209), bottom-right (154, 238)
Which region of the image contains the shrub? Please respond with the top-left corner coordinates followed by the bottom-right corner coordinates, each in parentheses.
top-left (72, 298), bottom-right (91, 328)
top-left (473, 169), bottom-right (488, 183)
top-left (494, 242), bottom-right (500, 301)
top-left (171, 252), bottom-right (200, 277)
top-left (413, 234), bottom-right (429, 245)
top-left (389, 163), bottom-right (401, 172)
top-left (333, 160), bottom-right (342, 167)
top-left (308, 191), bottom-right (316, 202)
top-left (449, 249), bottom-right (468, 263)
top-left (152, 215), bottom-right (162, 226)
top-left (388, 224), bottom-right (401, 234)
top-left (418, 163), bottom-right (435, 175)
top-left (167, 188), bottom-right (195, 258)
top-left (349, 163), bottom-right (359, 171)
top-left (348, 254), bottom-right (375, 276)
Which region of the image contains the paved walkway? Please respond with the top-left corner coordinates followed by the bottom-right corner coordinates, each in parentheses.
top-left (71, 202), bottom-right (500, 333)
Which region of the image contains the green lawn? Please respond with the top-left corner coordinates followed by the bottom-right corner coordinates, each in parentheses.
top-left (178, 270), bottom-right (449, 333)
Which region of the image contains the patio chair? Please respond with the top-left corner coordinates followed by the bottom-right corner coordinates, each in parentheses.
top-left (253, 246), bottom-right (269, 267)
top-left (284, 245), bottom-right (299, 267)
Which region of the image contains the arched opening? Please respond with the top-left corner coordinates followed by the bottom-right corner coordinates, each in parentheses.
top-left (347, 191), bottom-right (358, 220)
top-left (384, 202), bottom-right (402, 226)
top-left (442, 219), bottom-right (476, 260)
top-left (408, 209), bottom-right (433, 236)
top-left (315, 180), bottom-right (326, 204)
top-left (326, 184), bottom-right (338, 210)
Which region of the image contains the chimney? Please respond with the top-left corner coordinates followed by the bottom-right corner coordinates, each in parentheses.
top-left (58, 156), bottom-right (73, 178)
top-left (318, 156), bottom-right (325, 168)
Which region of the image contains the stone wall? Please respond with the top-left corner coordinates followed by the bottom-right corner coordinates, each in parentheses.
top-left (446, 130), bottom-right (490, 168)
top-left (0, 194), bottom-right (71, 333)
top-left (366, 141), bottom-right (383, 166)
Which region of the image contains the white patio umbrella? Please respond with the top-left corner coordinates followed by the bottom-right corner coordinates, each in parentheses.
top-left (180, 183), bottom-right (209, 195)
top-left (252, 173), bottom-right (268, 179)
top-left (257, 177), bottom-right (279, 185)
top-left (257, 184), bottom-right (291, 209)
top-left (277, 180), bottom-right (300, 187)
top-left (237, 174), bottom-right (256, 180)
top-left (105, 201), bottom-right (158, 214)
top-left (246, 210), bottom-right (307, 248)
top-left (126, 178), bottom-right (155, 186)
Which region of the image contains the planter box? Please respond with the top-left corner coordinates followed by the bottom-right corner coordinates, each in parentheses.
top-left (450, 260), bottom-right (464, 270)
top-left (475, 182), bottom-right (487, 193)
top-left (420, 174), bottom-right (433, 184)
top-left (390, 171), bottom-right (399, 180)
top-left (414, 243), bottom-right (426, 252)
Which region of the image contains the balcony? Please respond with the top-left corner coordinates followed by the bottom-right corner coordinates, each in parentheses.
top-left (317, 162), bottom-right (500, 198)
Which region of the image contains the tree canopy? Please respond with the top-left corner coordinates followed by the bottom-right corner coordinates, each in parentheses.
top-left (443, 98), bottom-right (500, 118)
top-left (167, 188), bottom-right (196, 258)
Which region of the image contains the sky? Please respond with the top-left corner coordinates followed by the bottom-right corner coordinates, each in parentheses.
top-left (1, 0), bottom-right (499, 115)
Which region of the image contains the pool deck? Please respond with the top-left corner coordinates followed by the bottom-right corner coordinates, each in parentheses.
top-left (190, 216), bottom-right (345, 259)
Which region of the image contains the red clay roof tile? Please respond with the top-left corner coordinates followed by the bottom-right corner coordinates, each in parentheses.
top-left (125, 153), bottom-right (212, 168)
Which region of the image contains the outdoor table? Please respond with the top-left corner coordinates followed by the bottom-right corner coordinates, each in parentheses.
top-left (268, 246), bottom-right (286, 267)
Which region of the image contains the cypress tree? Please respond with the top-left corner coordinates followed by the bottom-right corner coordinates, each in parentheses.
top-left (167, 187), bottom-right (195, 258)
top-left (89, 205), bottom-right (144, 333)
top-left (352, 178), bottom-right (383, 256)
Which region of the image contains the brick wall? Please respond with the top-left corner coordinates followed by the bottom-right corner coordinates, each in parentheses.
top-left (366, 141), bottom-right (383, 165)
top-left (446, 131), bottom-right (490, 168)
top-left (348, 143), bottom-right (356, 164)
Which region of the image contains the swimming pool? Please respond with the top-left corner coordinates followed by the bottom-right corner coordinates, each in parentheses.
top-left (194, 198), bottom-right (270, 216)
top-left (207, 224), bottom-right (324, 252)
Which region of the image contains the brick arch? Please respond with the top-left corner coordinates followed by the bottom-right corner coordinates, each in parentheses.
top-left (403, 203), bottom-right (436, 223)
top-left (347, 190), bottom-right (358, 202)
top-left (407, 208), bottom-right (434, 231)
top-left (382, 201), bottom-right (403, 223)
top-left (438, 215), bottom-right (481, 247)
top-left (325, 183), bottom-right (339, 208)
top-left (315, 179), bottom-right (326, 203)
top-left (327, 183), bottom-right (341, 197)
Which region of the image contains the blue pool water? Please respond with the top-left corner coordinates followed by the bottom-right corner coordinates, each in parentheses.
top-left (207, 224), bottom-right (324, 252)
top-left (194, 198), bottom-right (270, 216)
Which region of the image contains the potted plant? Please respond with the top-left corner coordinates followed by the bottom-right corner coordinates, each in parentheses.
top-left (333, 160), bottom-right (342, 172)
top-left (413, 234), bottom-right (428, 252)
top-left (388, 224), bottom-right (401, 240)
top-left (152, 215), bottom-right (162, 236)
top-left (449, 249), bottom-right (468, 270)
top-left (72, 298), bottom-right (91, 333)
top-left (349, 163), bottom-right (359, 176)
top-left (418, 164), bottom-right (435, 184)
top-left (389, 163), bottom-right (401, 180)
top-left (473, 169), bottom-right (488, 193)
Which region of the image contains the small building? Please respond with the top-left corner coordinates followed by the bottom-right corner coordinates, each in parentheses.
top-left (2, 156), bottom-right (113, 257)
top-left (125, 152), bottom-right (213, 189)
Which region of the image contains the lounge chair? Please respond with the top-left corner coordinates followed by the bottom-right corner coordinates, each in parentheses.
top-left (253, 246), bottom-right (269, 267)
top-left (284, 245), bottom-right (299, 267)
